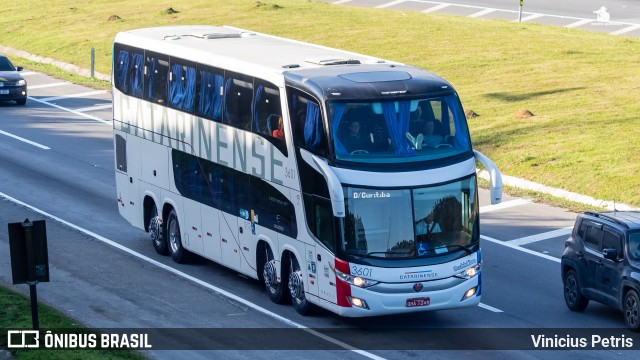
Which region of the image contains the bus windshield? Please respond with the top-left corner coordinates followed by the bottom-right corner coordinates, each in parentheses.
top-left (341, 176), bottom-right (478, 259)
top-left (328, 94), bottom-right (471, 163)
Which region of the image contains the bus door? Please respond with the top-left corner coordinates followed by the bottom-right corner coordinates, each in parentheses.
top-left (304, 195), bottom-right (337, 303)
top-left (114, 132), bottom-right (142, 228)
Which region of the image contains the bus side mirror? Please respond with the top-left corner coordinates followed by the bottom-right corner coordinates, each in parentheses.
top-left (473, 150), bottom-right (502, 205)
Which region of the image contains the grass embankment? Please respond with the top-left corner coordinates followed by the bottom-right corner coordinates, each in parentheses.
top-left (1, 0), bottom-right (639, 206)
top-left (0, 285), bottom-right (145, 359)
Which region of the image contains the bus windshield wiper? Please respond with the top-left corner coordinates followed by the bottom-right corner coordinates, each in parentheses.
top-left (447, 244), bottom-right (473, 255)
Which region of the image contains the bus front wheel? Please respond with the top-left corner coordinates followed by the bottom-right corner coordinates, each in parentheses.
top-left (167, 209), bottom-right (189, 263)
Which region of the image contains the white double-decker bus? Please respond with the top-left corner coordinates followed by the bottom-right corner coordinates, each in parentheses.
top-left (112, 25), bottom-right (502, 317)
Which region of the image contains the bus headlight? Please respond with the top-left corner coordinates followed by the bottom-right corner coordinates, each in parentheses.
top-left (335, 269), bottom-right (379, 288)
top-left (454, 263), bottom-right (481, 280)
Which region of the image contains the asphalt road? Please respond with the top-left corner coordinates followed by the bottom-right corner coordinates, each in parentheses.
top-left (325, 0), bottom-right (640, 37)
top-left (1, 71), bottom-right (639, 359)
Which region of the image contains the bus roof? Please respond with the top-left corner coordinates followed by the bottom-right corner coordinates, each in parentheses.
top-left (115, 25), bottom-right (455, 100)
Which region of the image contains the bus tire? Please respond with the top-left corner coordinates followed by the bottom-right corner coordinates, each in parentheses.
top-left (166, 209), bottom-right (189, 263)
top-left (263, 246), bottom-right (289, 304)
top-left (288, 254), bottom-right (314, 316)
top-left (150, 203), bottom-right (168, 255)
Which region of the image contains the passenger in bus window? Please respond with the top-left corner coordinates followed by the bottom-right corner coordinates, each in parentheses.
top-left (419, 119), bottom-right (443, 148)
top-left (272, 116), bottom-right (285, 139)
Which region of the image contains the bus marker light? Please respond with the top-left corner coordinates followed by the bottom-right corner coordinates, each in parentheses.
top-left (350, 297), bottom-right (369, 309)
top-left (462, 287), bottom-right (477, 300)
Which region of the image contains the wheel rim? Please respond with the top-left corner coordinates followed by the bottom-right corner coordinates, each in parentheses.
top-left (626, 294), bottom-right (639, 327)
top-left (169, 215), bottom-right (180, 253)
top-left (565, 274), bottom-right (578, 306)
top-left (264, 260), bottom-right (278, 292)
top-left (149, 208), bottom-right (162, 245)
top-left (288, 260), bottom-right (304, 303)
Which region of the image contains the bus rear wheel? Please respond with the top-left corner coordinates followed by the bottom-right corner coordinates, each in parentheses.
top-left (263, 246), bottom-right (288, 304)
top-left (289, 255), bottom-right (313, 316)
top-left (166, 209), bottom-right (189, 263)
top-left (150, 204), bottom-right (168, 255)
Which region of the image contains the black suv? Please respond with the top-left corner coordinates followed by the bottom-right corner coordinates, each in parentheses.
top-left (0, 54), bottom-right (27, 105)
top-left (562, 211), bottom-right (640, 331)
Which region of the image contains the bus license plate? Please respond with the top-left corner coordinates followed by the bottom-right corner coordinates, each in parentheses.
top-left (406, 297), bottom-right (430, 307)
top-left (0, 90), bottom-right (9, 95)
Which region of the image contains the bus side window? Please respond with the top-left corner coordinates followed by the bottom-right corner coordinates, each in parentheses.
top-left (168, 58), bottom-right (196, 113)
top-left (224, 72), bottom-right (254, 130)
top-left (144, 52), bottom-right (169, 104)
top-left (287, 87), bottom-right (326, 157)
top-left (114, 45), bottom-right (143, 98)
top-left (195, 65), bottom-right (224, 122)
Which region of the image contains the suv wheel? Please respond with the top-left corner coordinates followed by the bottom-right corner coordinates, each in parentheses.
top-left (563, 269), bottom-right (589, 311)
top-left (624, 290), bottom-right (640, 332)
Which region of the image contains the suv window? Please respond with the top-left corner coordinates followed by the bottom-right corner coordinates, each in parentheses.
top-left (602, 228), bottom-right (622, 255)
top-left (629, 232), bottom-right (640, 261)
top-left (583, 222), bottom-right (603, 250)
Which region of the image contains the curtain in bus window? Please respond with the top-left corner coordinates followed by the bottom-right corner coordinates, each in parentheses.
top-left (382, 101), bottom-right (414, 156)
top-left (169, 64), bottom-right (185, 109)
top-left (197, 71), bottom-right (223, 121)
top-left (330, 103), bottom-right (348, 156)
top-left (147, 58), bottom-right (157, 101)
top-left (223, 78), bottom-right (233, 124)
top-left (129, 53), bottom-right (144, 98)
top-left (183, 67), bottom-right (196, 112)
top-left (116, 50), bottom-right (129, 93)
top-left (252, 85), bottom-right (264, 133)
top-left (303, 102), bottom-right (322, 149)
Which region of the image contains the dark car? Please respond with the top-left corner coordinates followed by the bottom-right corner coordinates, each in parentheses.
top-left (0, 54), bottom-right (27, 105)
top-left (561, 211), bottom-right (640, 331)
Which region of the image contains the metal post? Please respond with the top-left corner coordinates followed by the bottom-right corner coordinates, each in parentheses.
top-left (23, 219), bottom-right (39, 330)
top-left (518, 0), bottom-right (523, 22)
top-left (91, 47), bottom-right (95, 78)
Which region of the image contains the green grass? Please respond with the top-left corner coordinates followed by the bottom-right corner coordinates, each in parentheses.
top-left (1, 0), bottom-right (639, 206)
top-left (0, 285), bottom-right (145, 359)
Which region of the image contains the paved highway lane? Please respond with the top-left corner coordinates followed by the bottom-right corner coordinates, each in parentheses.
top-left (327, 0), bottom-right (640, 37)
top-left (1, 72), bottom-right (639, 358)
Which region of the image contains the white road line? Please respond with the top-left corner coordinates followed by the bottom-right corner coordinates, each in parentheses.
top-left (482, 234), bottom-right (561, 264)
top-left (0, 190), bottom-right (386, 360)
top-left (28, 82), bottom-right (71, 90)
top-left (479, 303), bottom-right (503, 313)
top-left (28, 96), bottom-right (110, 125)
top-left (508, 227), bottom-right (573, 246)
top-left (0, 130), bottom-right (50, 150)
top-left (75, 104), bottom-right (112, 113)
top-left (469, 8), bottom-right (495, 18)
top-left (333, 0), bottom-right (352, 4)
top-left (422, 3), bottom-right (450, 13)
top-left (518, 13), bottom-right (544, 22)
top-left (565, 19), bottom-right (592, 28)
top-left (40, 90), bottom-right (107, 102)
top-left (610, 24), bottom-right (640, 36)
top-left (20, 71), bottom-right (37, 76)
top-left (376, 0), bottom-right (406, 9)
top-left (479, 198), bottom-right (530, 214)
